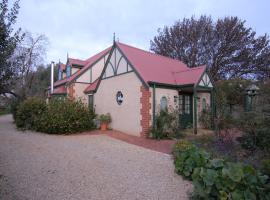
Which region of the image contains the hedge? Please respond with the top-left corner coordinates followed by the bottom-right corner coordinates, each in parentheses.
top-left (173, 140), bottom-right (270, 199)
top-left (14, 98), bottom-right (96, 134)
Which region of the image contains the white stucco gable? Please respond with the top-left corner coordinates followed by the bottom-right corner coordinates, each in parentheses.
top-left (198, 72), bottom-right (213, 88)
top-left (102, 47), bottom-right (133, 79)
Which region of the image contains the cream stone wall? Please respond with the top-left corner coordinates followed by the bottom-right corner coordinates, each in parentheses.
top-left (94, 72), bottom-right (142, 136)
top-left (73, 83), bottom-right (88, 105)
top-left (149, 87), bottom-right (179, 126)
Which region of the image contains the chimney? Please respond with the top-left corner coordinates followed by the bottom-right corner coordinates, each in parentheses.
top-left (51, 61), bottom-right (54, 94)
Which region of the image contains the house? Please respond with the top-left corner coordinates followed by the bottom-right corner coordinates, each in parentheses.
top-left (49, 41), bottom-right (214, 137)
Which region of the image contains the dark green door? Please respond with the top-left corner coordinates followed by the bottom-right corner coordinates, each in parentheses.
top-left (179, 94), bottom-right (193, 129)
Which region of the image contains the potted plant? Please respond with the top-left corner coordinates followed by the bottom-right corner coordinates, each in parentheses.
top-left (99, 113), bottom-right (111, 131)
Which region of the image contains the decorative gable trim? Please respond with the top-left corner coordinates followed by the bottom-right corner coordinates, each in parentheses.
top-left (96, 42), bottom-right (149, 93)
top-left (197, 71), bottom-right (214, 88)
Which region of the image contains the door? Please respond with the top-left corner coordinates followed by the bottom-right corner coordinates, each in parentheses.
top-left (179, 94), bottom-right (193, 129)
top-left (88, 95), bottom-right (94, 111)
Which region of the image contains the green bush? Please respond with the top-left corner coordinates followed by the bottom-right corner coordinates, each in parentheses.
top-left (14, 98), bottom-right (96, 134)
top-left (10, 98), bottom-right (22, 120)
top-left (173, 140), bottom-right (211, 179)
top-left (151, 109), bottom-right (179, 139)
top-left (15, 97), bottom-right (47, 129)
top-left (261, 159), bottom-right (270, 177)
top-left (35, 99), bottom-right (96, 134)
top-left (238, 111), bottom-right (270, 151)
top-left (173, 141), bottom-right (270, 199)
top-left (199, 106), bottom-right (212, 129)
top-left (192, 161), bottom-right (270, 199)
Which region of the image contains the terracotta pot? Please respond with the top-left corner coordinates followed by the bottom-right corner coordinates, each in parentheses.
top-left (100, 123), bottom-right (107, 131)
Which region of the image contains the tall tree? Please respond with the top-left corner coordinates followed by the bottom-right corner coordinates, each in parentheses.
top-left (11, 32), bottom-right (49, 99)
top-left (0, 0), bottom-right (23, 97)
top-left (150, 16), bottom-right (270, 81)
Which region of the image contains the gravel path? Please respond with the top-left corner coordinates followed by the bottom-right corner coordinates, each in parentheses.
top-left (0, 115), bottom-right (192, 200)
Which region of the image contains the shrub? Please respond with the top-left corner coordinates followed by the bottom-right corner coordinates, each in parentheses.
top-left (151, 109), bottom-right (179, 139)
top-left (261, 159), bottom-right (270, 176)
top-left (173, 140), bottom-right (211, 179)
top-left (35, 99), bottom-right (95, 134)
top-left (199, 106), bottom-right (212, 129)
top-left (10, 97), bottom-right (22, 120)
top-left (192, 161), bottom-right (270, 199)
top-left (15, 97), bottom-right (47, 129)
top-left (173, 140), bottom-right (270, 199)
top-left (238, 111), bottom-right (270, 151)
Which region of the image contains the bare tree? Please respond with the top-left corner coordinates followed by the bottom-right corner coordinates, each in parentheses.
top-left (11, 32), bottom-right (49, 99)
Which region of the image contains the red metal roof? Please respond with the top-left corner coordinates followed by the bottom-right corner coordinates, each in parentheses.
top-left (49, 46), bottom-right (111, 89)
top-left (52, 85), bottom-right (66, 94)
top-left (68, 47), bottom-right (111, 83)
top-left (57, 63), bottom-right (66, 71)
top-left (84, 79), bottom-right (99, 93)
top-left (116, 42), bottom-right (206, 86)
top-left (68, 58), bottom-right (86, 67)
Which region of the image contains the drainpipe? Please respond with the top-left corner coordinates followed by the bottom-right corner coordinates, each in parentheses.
top-left (152, 83), bottom-right (156, 129)
top-left (193, 86), bottom-right (198, 134)
top-left (51, 61), bottom-right (54, 95)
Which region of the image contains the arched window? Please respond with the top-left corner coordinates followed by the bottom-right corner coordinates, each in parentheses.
top-left (160, 96), bottom-right (168, 111)
top-left (202, 98), bottom-right (207, 111)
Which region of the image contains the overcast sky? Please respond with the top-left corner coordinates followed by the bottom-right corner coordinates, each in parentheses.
top-left (14, 0), bottom-right (269, 64)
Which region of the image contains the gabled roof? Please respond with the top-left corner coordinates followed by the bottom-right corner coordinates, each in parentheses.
top-left (84, 78), bottom-right (99, 93)
top-left (68, 46), bottom-right (111, 83)
top-left (50, 46), bottom-right (111, 89)
top-left (68, 58), bottom-right (86, 67)
top-left (58, 63), bottom-right (66, 71)
top-left (53, 85), bottom-right (67, 94)
top-left (116, 42), bottom-right (206, 86)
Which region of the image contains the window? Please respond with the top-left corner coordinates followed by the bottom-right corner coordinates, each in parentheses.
top-left (179, 95), bottom-right (183, 114)
top-left (58, 70), bottom-right (62, 80)
top-left (66, 65), bottom-right (71, 77)
top-left (184, 96), bottom-right (190, 114)
top-left (202, 98), bottom-right (207, 111)
top-left (160, 96), bottom-right (168, 111)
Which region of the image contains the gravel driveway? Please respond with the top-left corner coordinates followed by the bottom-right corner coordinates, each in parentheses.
top-left (0, 115), bottom-right (192, 200)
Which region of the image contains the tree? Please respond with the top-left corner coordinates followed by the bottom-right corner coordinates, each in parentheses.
top-left (150, 16), bottom-right (270, 81)
top-left (0, 0), bottom-right (23, 97)
top-left (11, 32), bottom-right (49, 99)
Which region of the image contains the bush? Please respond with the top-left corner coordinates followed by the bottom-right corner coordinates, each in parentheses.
top-left (192, 161), bottom-right (270, 199)
top-left (173, 140), bottom-right (211, 179)
top-left (238, 111), bottom-right (270, 151)
top-left (15, 97), bottom-right (46, 129)
top-left (14, 98), bottom-right (96, 134)
top-left (10, 97), bottom-right (21, 120)
top-left (261, 159), bottom-right (270, 176)
top-left (199, 106), bottom-right (212, 129)
top-left (35, 99), bottom-right (96, 134)
top-left (151, 109), bottom-right (179, 139)
top-left (173, 140), bottom-right (270, 199)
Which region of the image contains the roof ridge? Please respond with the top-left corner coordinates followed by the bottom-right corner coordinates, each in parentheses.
top-left (116, 42), bottom-right (187, 65)
top-left (172, 66), bottom-right (205, 73)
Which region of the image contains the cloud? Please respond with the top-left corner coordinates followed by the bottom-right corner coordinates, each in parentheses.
top-left (14, 0), bottom-right (270, 63)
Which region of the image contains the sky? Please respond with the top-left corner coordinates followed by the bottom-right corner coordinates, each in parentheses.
top-left (13, 0), bottom-right (270, 64)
